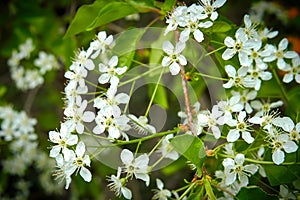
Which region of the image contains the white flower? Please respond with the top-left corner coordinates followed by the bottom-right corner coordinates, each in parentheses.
top-left (93, 108), bottom-right (130, 140)
top-left (258, 27), bottom-right (278, 41)
top-left (197, 105), bottom-right (223, 139)
top-left (49, 121), bottom-right (78, 159)
top-left (128, 114), bottom-right (156, 134)
top-left (65, 99), bottom-right (95, 134)
top-left (263, 38), bottom-right (298, 70)
top-left (34, 51), bottom-right (59, 74)
top-left (272, 117), bottom-right (300, 143)
top-left (227, 111), bottom-right (254, 144)
top-left (18, 38), bottom-right (35, 59)
top-left (152, 178), bottom-right (171, 200)
top-left (199, 0), bottom-right (227, 21)
top-left (179, 21), bottom-right (213, 43)
top-left (121, 149), bottom-right (150, 186)
top-left (94, 86), bottom-right (130, 117)
top-left (217, 96), bottom-right (243, 126)
top-left (240, 14), bottom-right (258, 39)
top-left (53, 154), bottom-right (72, 189)
top-left (222, 65), bottom-right (250, 88)
top-left (282, 56), bottom-right (300, 84)
top-left (71, 49), bottom-right (95, 71)
top-left (157, 134), bottom-right (179, 160)
top-left (222, 153), bottom-right (258, 187)
top-left (162, 41), bottom-right (187, 75)
top-left (222, 28), bottom-right (258, 66)
top-left (250, 99), bottom-right (283, 117)
top-left (65, 141), bottom-right (92, 182)
top-left (244, 65), bottom-right (272, 90)
top-left (231, 90), bottom-right (257, 114)
top-left (279, 185), bottom-right (297, 200)
top-left (98, 56), bottom-right (127, 85)
top-left (269, 132), bottom-right (298, 165)
top-left (107, 167), bottom-right (132, 199)
top-left (89, 31), bottom-right (114, 59)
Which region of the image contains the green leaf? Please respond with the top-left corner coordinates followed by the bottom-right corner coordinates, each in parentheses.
top-left (64, 0), bottom-right (107, 37)
top-left (148, 84), bottom-right (168, 109)
top-left (236, 187), bottom-right (278, 200)
top-left (154, 0), bottom-right (176, 13)
top-left (112, 28), bottom-right (145, 68)
top-left (211, 21), bottom-right (232, 33)
top-left (263, 164), bottom-right (299, 186)
top-left (0, 85), bottom-right (7, 98)
top-left (170, 134), bottom-right (206, 173)
top-left (86, 2), bottom-right (138, 31)
top-left (204, 178), bottom-right (216, 200)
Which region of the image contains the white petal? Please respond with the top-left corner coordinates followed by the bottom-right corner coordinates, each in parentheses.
top-left (222, 49), bottom-right (236, 60)
top-left (224, 37), bottom-right (235, 48)
top-left (179, 29), bottom-right (190, 43)
top-left (82, 111), bottom-right (95, 122)
top-left (121, 149), bottom-right (133, 165)
top-left (92, 125), bottom-right (105, 134)
top-left (85, 59), bottom-right (95, 70)
top-left (169, 62), bottom-right (181, 75)
top-left (283, 73), bottom-right (293, 83)
top-left (50, 146), bottom-right (61, 158)
top-left (115, 93), bottom-right (130, 104)
top-left (272, 149), bottom-right (285, 165)
top-left (210, 11), bottom-right (218, 21)
top-left (115, 66), bottom-right (127, 75)
top-left (156, 178), bottom-right (164, 190)
top-left (80, 167), bottom-right (92, 182)
top-left (212, 0), bottom-right (226, 8)
top-left (227, 130), bottom-right (240, 142)
top-left (175, 42), bottom-right (186, 54)
top-left (225, 172), bottom-right (236, 185)
top-left (283, 141), bottom-right (298, 153)
top-left (193, 29), bottom-right (204, 43)
top-left (135, 173), bottom-right (150, 186)
top-left (76, 141), bottom-right (86, 157)
top-left (235, 153), bottom-right (245, 165)
top-left (225, 65), bottom-right (236, 78)
top-left (109, 56), bottom-right (118, 67)
top-left (162, 56), bottom-right (172, 67)
top-left (284, 51), bottom-right (298, 59)
top-left (211, 125), bottom-right (221, 139)
top-left (162, 41), bottom-right (174, 55)
top-left (178, 55), bottom-right (187, 66)
top-left (242, 131), bottom-right (254, 144)
top-left (121, 187), bottom-right (132, 199)
top-left (279, 38), bottom-right (288, 50)
top-left (244, 164), bottom-right (258, 174)
top-left (98, 73), bottom-right (110, 84)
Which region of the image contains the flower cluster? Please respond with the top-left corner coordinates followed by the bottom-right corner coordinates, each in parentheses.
top-left (7, 38), bottom-right (59, 90)
top-left (47, 0), bottom-right (300, 199)
top-left (0, 106), bottom-right (63, 198)
top-left (49, 31), bottom-right (158, 190)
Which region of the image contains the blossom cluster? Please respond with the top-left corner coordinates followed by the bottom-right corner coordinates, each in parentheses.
top-left (47, 0), bottom-right (300, 199)
top-left (0, 106), bottom-right (63, 198)
top-left (7, 38), bottom-right (59, 90)
top-left (49, 31), bottom-right (158, 191)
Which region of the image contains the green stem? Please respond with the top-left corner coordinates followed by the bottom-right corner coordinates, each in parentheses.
top-left (145, 68), bottom-right (164, 117)
top-left (178, 182), bottom-right (196, 200)
top-left (115, 129), bottom-right (178, 146)
top-left (205, 45), bottom-right (226, 57)
top-left (218, 153), bottom-right (300, 165)
top-left (118, 66), bottom-right (161, 87)
top-left (271, 68), bottom-right (289, 103)
top-left (194, 72), bottom-right (228, 81)
top-left (124, 81), bottom-right (135, 113)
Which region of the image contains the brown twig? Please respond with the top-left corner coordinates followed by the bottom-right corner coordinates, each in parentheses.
top-left (175, 30), bottom-right (195, 135)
